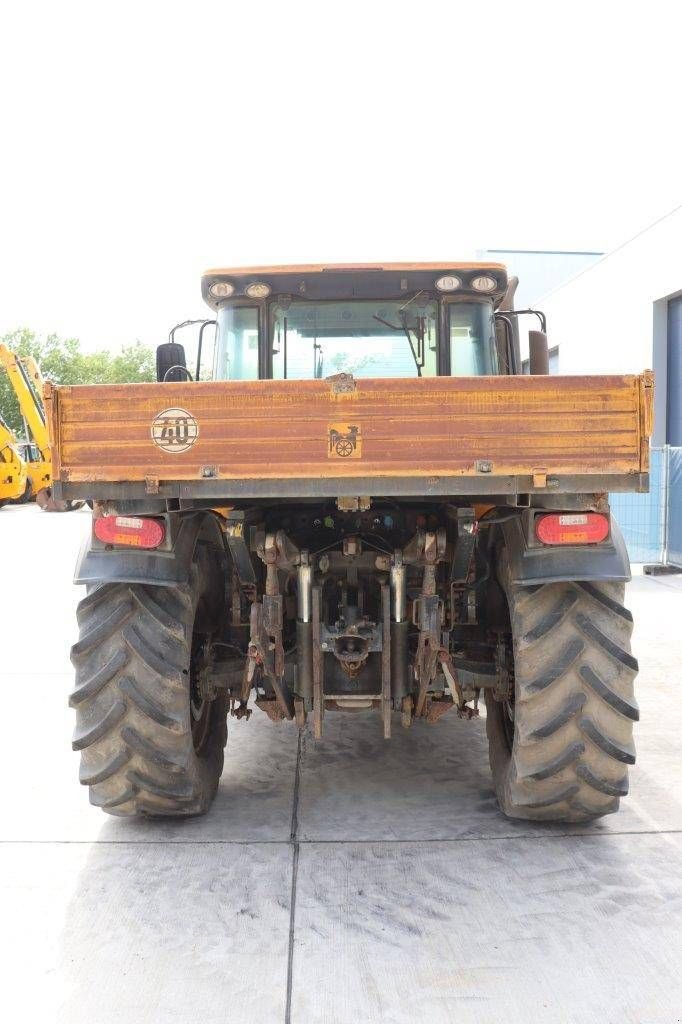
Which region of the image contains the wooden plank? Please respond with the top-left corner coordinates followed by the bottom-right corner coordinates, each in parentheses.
top-left (47, 374), bottom-right (652, 485)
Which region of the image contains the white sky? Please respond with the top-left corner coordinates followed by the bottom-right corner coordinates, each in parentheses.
top-left (1, 0), bottom-right (680, 353)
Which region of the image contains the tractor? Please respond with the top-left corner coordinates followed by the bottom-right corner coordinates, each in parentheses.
top-left (45, 263), bottom-right (650, 821)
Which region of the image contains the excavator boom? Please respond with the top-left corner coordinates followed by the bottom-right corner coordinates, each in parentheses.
top-left (0, 344), bottom-right (54, 505)
top-left (0, 345), bottom-right (50, 459)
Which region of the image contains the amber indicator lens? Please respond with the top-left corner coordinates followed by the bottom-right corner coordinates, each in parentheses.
top-left (535, 512), bottom-right (609, 545)
top-left (94, 515), bottom-right (165, 549)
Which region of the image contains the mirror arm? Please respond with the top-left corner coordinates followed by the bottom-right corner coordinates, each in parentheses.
top-left (163, 365), bottom-right (194, 382)
top-left (497, 308), bottom-right (547, 334)
top-left (196, 320), bottom-right (217, 381)
top-left (169, 319), bottom-right (206, 344)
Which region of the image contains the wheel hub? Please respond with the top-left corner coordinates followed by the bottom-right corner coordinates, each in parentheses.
top-left (189, 633), bottom-right (214, 752)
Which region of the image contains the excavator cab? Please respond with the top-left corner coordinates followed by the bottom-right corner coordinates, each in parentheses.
top-left (17, 441), bottom-right (41, 463)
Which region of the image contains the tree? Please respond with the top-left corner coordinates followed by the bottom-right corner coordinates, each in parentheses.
top-left (0, 329), bottom-right (155, 436)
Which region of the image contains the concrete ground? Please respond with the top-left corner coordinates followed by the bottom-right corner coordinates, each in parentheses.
top-left (2, 504), bottom-right (682, 1023)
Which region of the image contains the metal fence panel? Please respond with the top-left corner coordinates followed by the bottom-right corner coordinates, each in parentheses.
top-left (667, 446), bottom-right (682, 567)
top-left (610, 447), bottom-right (666, 564)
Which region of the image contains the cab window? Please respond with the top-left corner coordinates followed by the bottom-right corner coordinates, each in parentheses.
top-left (270, 299), bottom-right (438, 380)
top-left (448, 302), bottom-right (498, 375)
top-left (214, 306), bottom-right (259, 380)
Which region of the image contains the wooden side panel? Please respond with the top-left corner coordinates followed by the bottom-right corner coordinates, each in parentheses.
top-left (46, 374), bottom-right (652, 484)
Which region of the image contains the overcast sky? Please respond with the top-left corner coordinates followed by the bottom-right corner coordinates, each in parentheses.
top-left (1, 0), bottom-right (680, 352)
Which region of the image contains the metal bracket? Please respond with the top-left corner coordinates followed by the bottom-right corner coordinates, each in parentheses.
top-left (245, 597), bottom-right (294, 721)
top-left (439, 649), bottom-right (479, 720)
top-left (450, 507), bottom-right (477, 584)
top-left (336, 496), bottom-right (371, 512)
top-left (327, 372), bottom-right (356, 395)
top-left (224, 520), bottom-right (257, 599)
top-left (413, 529), bottom-right (446, 717)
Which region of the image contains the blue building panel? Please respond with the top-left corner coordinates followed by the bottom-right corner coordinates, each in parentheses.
top-left (610, 448), bottom-right (666, 565)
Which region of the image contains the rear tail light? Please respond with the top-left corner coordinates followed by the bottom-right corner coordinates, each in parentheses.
top-left (535, 513), bottom-right (609, 545)
top-left (94, 515), bottom-right (165, 549)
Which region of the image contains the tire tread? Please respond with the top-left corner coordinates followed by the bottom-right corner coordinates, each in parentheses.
top-left (486, 571), bottom-right (638, 823)
top-left (70, 574), bottom-right (227, 819)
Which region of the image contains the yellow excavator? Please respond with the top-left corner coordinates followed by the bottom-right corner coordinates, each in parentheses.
top-left (16, 440), bottom-right (47, 501)
top-left (0, 413), bottom-right (28, 508)
top-left (0, 344), bottom-right (63, 509)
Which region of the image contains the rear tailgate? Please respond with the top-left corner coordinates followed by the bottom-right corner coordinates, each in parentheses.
top-left (45, 373), bottom-right (653, 499)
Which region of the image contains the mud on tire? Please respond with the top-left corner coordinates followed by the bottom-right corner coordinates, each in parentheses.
top-left (486, 550), bottom-right (639, 822)
top-left (69, 544), bottom-right (228, 817)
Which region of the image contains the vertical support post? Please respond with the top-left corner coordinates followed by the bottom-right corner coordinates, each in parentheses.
top-left (414, 557), bottom-right (439, 717)
top-left (312, 586), bottom-right (324, 740)
top-left (390, 554), bottom-right (407, 622)
top-left (381, 583), bottom-right (391, 739)
top-left (389, 553), bottom-right (408, 704)
top-left (260, 532), bottom-right (294, 720)
top-left (662, 444), bottom-right (670, 566)
top-left (296, 554), bottom-right (314, 711)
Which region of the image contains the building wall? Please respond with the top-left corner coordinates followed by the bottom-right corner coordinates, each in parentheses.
top-left (478, 249), bottom-right (603, 308)
top-left (535, 206), bottom-right (682, 444)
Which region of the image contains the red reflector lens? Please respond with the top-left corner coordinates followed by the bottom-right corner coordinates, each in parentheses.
top-left (94, 515), bottom-right (165, 549)
top-left (536, 513), bottom-right (609, 545)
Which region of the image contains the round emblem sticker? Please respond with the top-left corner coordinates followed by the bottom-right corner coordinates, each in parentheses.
top-left (151, 408), bottom-right (199, 453)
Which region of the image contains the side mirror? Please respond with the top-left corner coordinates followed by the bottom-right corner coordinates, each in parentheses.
top-left (528, 330), bottom-right (550, 375)
top-left (156, 342), bottom-right (192, 382)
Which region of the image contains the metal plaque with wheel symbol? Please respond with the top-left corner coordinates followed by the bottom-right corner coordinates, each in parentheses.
top-left (328, 423), bottom-right (362, 459)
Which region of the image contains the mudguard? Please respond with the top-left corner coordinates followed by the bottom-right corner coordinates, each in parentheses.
top-left (74, 511), bottom-right (226, 587)
top-left (499, 512), bottom-right (631, 587)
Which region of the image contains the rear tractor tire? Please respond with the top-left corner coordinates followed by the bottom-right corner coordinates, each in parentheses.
top-left (69, 544), bottom-right (228, 817)
top-left (486, 552), bottom-right (639, 823)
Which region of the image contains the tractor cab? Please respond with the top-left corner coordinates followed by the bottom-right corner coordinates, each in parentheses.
top-left (203, 263), bottom-right (509, 382)
top-left (156, 264), bottom-right (553, 383)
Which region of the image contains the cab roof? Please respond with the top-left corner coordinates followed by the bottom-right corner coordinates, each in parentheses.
top-left (201, 262), bottom-right (508, 308)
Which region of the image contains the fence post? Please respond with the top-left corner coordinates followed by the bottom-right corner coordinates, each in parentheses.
top-left (655, 444), bottom-right (667, 565)
top-left (661, 445), bottom-right (669, 566)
